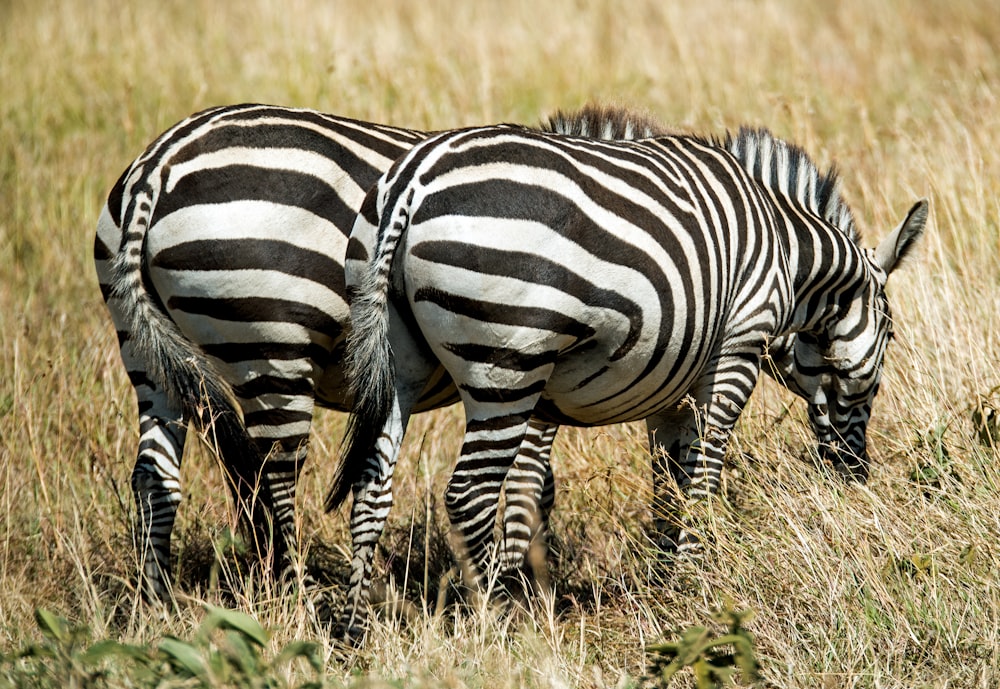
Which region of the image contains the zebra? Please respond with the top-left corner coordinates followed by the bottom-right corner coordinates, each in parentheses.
top-left (328, 121), bottom-right (927, 639)
top-left (94, 102), bottom-right (674, 604)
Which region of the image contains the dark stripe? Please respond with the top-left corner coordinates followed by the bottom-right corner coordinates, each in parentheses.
top-left (137, 437), bottom-right (173, 459)
top-left (166, 295), bottom-right (342, 335)
top-left (465, 415), bottom-right (531, 434)
top-left (232, 375), bottom-right (314, 399)
top-left (443, 342), bottom-right (556, 371)
top-left (243, 407), bottom-right (314, 428)
top-left (104, 166), bottom-right (131, 229)
top-left (462, 432), bottom-right (527, 456)
top-left (345, 236), bottom-right (368, 266)
top-left (459, 379), bottom-right (547, 404)
top-left (152, 238), bottom-right (344, 297)
top-left (213, 107), bottom-right (424, 160)
top-left (571, 365), bottom-right (610, 391)
top-left (357, 184), bottom-right (381, 232)
top-left (154, 165), bottom-right (357, 236)
top-left (414, 287), bottom-right (595, 342)
top-left (200, 341), bottom-right (330, 364)
top-left (93, 232), bottom-right (113, 261)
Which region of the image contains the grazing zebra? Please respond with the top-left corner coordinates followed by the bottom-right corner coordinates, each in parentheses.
top-left (94, 102), bottom-right (671, 603)
top-left (328, 121), bottom-right (927, 638)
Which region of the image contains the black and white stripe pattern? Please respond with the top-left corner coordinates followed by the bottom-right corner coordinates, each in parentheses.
top-left (94, 103), bottom-right (667, 604)
top-left (329, 121), bottom-right (927, 638)
top-left (95, 104), bottom-right (424, 602)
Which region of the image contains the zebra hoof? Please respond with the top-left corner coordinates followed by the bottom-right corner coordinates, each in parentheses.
top-left (330, 620), bottom-right (366, 648)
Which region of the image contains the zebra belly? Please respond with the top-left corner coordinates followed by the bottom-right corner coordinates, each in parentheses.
top-left (539, 340), bottom-right (712, 426)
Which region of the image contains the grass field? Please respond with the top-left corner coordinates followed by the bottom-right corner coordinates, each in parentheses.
top-left (2, 0), bottom-right (1000, 686)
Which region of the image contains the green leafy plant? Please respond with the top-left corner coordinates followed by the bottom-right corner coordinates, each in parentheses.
top-left (646, 606), bottom-right (760, 688)
top-left (157, 606), bottom-right (324, 689)
top-left (1, 607), bottom-right (324, 689)
top-left (1, 609), bottom-right (149, 688)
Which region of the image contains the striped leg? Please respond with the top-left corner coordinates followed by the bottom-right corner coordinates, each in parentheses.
top-left (445, 372), bottom-right (549, 595)
top-left (243, 393), bottom-right (339, 619)
top-left (99, 221), bottom-right (184, 602)
top-left (131, 381), bottom-right (188, 602)
top-left (239, 388), bottom-right (317, 579)
top-left (646, 354), bottom-right (760, 552)
top-left (500, 419), bottom-right (558, 584)
top-left (339, 403), bottom-right (407, 639)
top-left (338, 325), bottom-right (438, 640)
top-left (260, 441), bottom-right (338, 620)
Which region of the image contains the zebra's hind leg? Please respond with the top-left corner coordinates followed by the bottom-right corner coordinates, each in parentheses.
top-left (336, 340), bottom-right (437, 642)
top-left (101, 245), bottom-right (189, 604)
top-left (130, 385), bottom-right (188, 605)
top-left (254, 437), bottom-right (337, 621)
top-left (445, 399), bottom-right (544, 604)
top-left (336, 393), bottom-right (422, 641)
top-left (500, 418), bottom-right (558, 595)
top-left (229, 389), bottom-right (319, 597)
top-left (260, 442), bottom-right (308, 580)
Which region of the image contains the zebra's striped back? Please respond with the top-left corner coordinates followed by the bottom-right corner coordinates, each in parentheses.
top-left (334, 121), bottom-right (926, 637)
top-left (349, 126), bottom-right (790, 425)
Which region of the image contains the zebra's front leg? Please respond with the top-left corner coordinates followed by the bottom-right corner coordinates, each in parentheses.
top-left (646, 354), bottom-right (760, 554)
top-left (131, 390), bottom-right (188, 604)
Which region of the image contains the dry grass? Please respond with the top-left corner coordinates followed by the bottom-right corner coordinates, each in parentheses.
top-left (2, 0), bottom-right (1000, 686)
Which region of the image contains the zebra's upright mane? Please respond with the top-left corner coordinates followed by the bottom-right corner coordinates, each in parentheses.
top-left (543, 103), bottom-right (672, 141)
top-left (721, 127), bottom-right (859, 241)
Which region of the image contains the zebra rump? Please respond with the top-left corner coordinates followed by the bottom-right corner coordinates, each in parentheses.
top-left (108, 166), bottom-right (275, 542)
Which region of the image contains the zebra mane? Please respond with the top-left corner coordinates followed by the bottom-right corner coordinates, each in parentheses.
top-left (542, 103), bottom-right (672, 141)
top-left (721, 127), bottom-right (859, 241)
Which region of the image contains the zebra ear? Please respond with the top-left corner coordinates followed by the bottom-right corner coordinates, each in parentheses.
top-left (875, 199), bottom-right (929, 276)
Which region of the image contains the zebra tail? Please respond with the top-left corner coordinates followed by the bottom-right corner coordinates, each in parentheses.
top-left (108, 183), bottom-right (270, 502)
top-left (325, 189), bottom-right (407, 512)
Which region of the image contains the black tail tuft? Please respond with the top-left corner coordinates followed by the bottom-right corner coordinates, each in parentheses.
top-left (324, 369), bottom-right (394, 512)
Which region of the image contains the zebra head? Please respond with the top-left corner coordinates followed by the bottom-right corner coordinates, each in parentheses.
top-left (772, 200), bottom-right (928, 481)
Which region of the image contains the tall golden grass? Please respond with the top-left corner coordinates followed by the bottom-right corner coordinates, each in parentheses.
top-left (2, 0), bottom-right (999, 685)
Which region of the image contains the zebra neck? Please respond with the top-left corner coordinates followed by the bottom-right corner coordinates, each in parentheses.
top-left (787, 224), bottom-right (871, 335)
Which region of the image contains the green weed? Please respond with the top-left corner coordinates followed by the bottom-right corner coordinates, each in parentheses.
top-left (646, 606), bottom-right (760, 688)
top-left (1, 607), bottom-right (323, 689)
